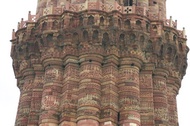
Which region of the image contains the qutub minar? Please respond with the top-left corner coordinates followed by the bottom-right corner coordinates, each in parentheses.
top-left (10, 0), bottom-right (188, 126)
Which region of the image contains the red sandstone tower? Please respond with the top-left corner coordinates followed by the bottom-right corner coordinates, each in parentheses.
top-left (11, 0), bottom-right (188, 126)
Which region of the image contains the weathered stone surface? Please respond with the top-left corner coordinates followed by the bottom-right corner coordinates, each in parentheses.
top-left (11, 0), bottom-right (188, 126)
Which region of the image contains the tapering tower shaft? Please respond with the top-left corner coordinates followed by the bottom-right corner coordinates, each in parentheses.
top-left (11, 0), bottom-right (188, 126)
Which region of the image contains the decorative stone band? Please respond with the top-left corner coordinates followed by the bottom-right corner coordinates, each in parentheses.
top-left (77, 119), bottom-right (99, 126)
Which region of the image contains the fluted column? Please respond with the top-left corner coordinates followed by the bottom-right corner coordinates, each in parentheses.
top-left (167, 77), bottom-right (180, 126)
top-left (173, 80), bottom-right (180, 125)
top-left (15, 78), bottom-right (23, 126)
top-left (39, 58), bottom-right (63, 126)
top-left (118, 58), bottom-right (142, 126)
top-left (60, 56), bottom-right (79, 126)
top-left (77, 55), bottom-right (103, 126)
top-left (15, 67), bottom-right (35, 126)
top-left (153, 68), bottom-right (169, 125)
top-left (100, 56), bottom-right (119, 126)
top-left (139, 64), bottom-right (155, 126)
top-left (28, 64), bottom-right (44, 126)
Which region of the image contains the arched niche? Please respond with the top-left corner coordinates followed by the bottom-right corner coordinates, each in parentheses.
top-left (119, 33), bottom-right (125, 50)
top-left (46, 34), bottom-right (53, 42)
top-left (119, 34), bottom-right (125, 41)
top-left (124, 19), bottom-right (131, 28)
top-left (83, 30), bottom-right (89, 41)
top-left (130, 33), bottom-right (136, 42)
top-left (69, 17), bottom-right (74, 27)
top-left (140, 35), bottom-right (145, 45)
top-left (31, 28), bottom-right (35, 36)
top-left (79, 16), bottom-right (83, 26)
top-left (102, 32), bottom-right (109, 48)
top-left (87, 15), bottom-right (94, 25)
top-left (175, 56), bottom-right (179, 68)
top-left (179, 43), bottom-right (183, 52)
top-left (73, 32), bottom-right (79, 45)
top-left (109, 17), bottom-right (113, 26)
top-left (52, 20), bottom-right (59, 29)
top-left (92, 30), bottom-right (99, 40)
top-left (146, 22), bottom-right (150, 32)
top-left (167, 47), bottom-right (172, 55)
top-left (42, 21), bottom-right (47, 30)
top-left (136, 20), bottom-right (142, 30)
top-left (146, 40), bottom-right (153, 52)
top-left (57, 34), bottom-right (64, 42)
top-left (136, 20), bottom-right (141, 26)
top-left (118, 19), bottom-right (121, 28)
top-left (173, 34), bottom-right (177, 42)
top-left (166, 46), bottom-right (173, 61)
top-left (57, 34), bottom-right (64, 47)
top-left (160, 45), bottom-right (164, 56)
top-left (165, 32), bottom-right (169, 41)
top-left (100, 16), bottom-right (104, 25)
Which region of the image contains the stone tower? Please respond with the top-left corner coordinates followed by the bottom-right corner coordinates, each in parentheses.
top-left (11, 0), bottom-right (188, 126)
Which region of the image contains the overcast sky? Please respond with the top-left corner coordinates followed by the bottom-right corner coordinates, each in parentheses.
top-left (0, 0), bottom-right (189, 125)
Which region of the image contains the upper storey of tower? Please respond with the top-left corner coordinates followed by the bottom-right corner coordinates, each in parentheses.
top-left (36, 0), bottom-right (166, 20)
top-left (13, 0), bottom-right (185, 40)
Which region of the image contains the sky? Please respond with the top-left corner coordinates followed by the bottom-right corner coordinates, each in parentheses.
top-left (0, 0), bottom-right (189, 125)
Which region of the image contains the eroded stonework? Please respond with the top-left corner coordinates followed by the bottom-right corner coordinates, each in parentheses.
top-left (11, 0), bottom-right (188, 126)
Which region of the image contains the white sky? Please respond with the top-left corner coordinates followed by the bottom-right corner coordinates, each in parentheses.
top-left (0, 0), bottom-right (189, 125)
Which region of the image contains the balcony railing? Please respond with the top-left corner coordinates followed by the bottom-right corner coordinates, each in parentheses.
top-left (12, 1), bottom-right (186, 39)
